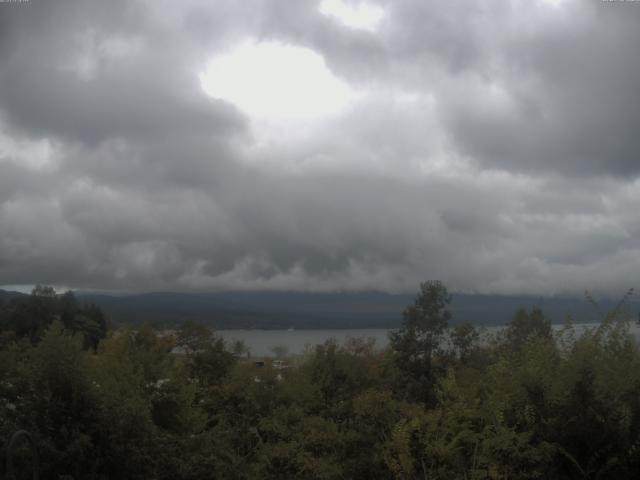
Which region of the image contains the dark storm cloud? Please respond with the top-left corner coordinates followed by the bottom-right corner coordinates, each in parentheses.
top-left (429, 1), bottom-right (640, 176)
top-left (1, 0), bottom-right (640, 295)
top-left (0, 0), bottom-right (245, 145)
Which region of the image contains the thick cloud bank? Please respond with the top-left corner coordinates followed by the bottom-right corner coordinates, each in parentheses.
top-left (1, 0), bottom-right (639, 295)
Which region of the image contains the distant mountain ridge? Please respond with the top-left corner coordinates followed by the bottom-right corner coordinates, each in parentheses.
top-left (3, 289), bottom-right (637, 329)
top-left (0, 289), bottom-right (27, 301)
top-left (74, 290), bottom-right (412, 329)
top-left (70, 290), bottom-right (640, 329)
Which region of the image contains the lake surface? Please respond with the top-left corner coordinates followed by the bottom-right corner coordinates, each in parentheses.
top-left (220, 323), bottom-right (640, 357)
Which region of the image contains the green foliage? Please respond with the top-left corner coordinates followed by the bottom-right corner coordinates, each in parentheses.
top-left (0, 287), bottom-right (107, 348)
top-left (188, 337), bottom-right (236, 387)
top-left (451, 321), bottom-right (480, 361)
top-left (389, 280), bottom-right (451, 405)
top-left (254, 405), bottom-right (343, 479)
top-left (504, 306), bottom-right (552, 353)
top-left (302, 338), bottom-right (382, 412)
top-left (176, 320), bottom-right (214, 354)
top-left (175, 320), bottom-right (237, 387)
top-left (3, 281), bottom-right (640, 479)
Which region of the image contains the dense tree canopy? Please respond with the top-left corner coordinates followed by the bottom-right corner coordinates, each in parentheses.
top-left (1, 283), bottom-right (640, 479)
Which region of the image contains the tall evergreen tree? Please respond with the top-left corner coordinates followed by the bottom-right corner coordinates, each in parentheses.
top-left (390, 280), bottom-right (451, 405)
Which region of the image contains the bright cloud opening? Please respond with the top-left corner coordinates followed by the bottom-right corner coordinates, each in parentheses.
top-left (200, 41), bottom-right (356, 120)
top-left (319, 0), bottom-right (384, 32)
top-left (539, 0), bottom-right (570, 7)
top-left (0, 122), bottom-right (57, 171)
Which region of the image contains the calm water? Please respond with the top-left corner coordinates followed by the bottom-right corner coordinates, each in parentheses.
top-left (220, 323), bottom-right (640, 357)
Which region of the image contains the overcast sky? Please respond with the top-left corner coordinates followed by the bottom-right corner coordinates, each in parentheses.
top-left (1, 0), bottom-right (639, 296)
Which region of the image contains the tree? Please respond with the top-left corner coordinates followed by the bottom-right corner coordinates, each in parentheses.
top-left (31, 284), bottom-right (56, 298)
top-left (450, 322), bottom-right (479, 362)
top-left (389, 280), bottom-right (452, 405)
top-left (60, 290), bottom-right (78, 330)
top-left (231, 339), bottom-right (250, 358)
top-left (74, 303), bottom-right (108, 350)
top-left (504, 306), bottom-right (552, 352)
top-left (0, 288), bottom-right (107, 348)
top-left (29, 321), bottom-right (101, 478)
top-left (176, 320), bottom-right (235, 387)
top-left (1, 286), bottom-right (58, 343)
top-left (176, 320), bottom-right (214, 354)
top-left (190, 337), bottom-right (236, 387)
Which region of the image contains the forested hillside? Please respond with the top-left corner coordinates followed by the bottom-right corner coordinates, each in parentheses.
top-left (1, 283), bottom-right (640, 479)
top-left (2, 289), bottom-right (630, 329)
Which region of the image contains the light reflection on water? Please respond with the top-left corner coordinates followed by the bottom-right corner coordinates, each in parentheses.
top-left (219, 323), bottom-right (640, 357)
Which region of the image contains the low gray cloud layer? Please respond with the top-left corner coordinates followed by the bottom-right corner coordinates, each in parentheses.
top-left (1, 0), bottom-right (639, 295)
